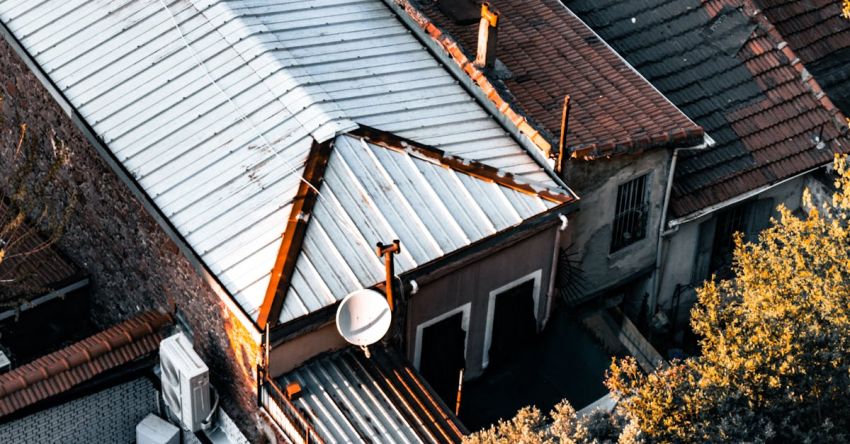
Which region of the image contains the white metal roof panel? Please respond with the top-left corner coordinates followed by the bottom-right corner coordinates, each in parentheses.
top-left (279, 134), bottom-right (559, 323)
top-left (0, 0), bottom-right (560, 322)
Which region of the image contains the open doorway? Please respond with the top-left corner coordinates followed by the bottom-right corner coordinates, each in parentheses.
top-left (483, 270), bottom-right (541, 369)
top-left (415, 305), bottom-right (469, 405)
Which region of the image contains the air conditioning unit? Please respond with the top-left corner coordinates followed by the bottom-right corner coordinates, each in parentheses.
top-left (160, 332), bottom-right (211, 432)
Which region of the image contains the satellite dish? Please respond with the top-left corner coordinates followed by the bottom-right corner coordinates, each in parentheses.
top-left (336, 289), bottom-right (391, 356)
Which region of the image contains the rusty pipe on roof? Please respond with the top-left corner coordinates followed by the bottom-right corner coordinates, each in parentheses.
top-left (473, 3), bottom-right (499, 72)
top-left (376, 240), bottom-right (401, 311)
top-left (556, 95), bottom-right (572, 176)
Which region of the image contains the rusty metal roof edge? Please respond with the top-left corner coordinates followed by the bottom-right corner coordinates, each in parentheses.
top-left (257, 138), bottom-right (334, 329)
top-left (381, 0), bottom-right (575, 193)
top-left (350, 125), bottom-right (579, 203)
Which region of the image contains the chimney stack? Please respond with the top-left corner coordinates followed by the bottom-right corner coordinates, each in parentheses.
top-left (474, 3), bottom-right (499, 72)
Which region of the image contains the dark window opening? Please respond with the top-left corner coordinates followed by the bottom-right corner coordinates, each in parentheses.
top-left (709, 204), bottom-right (746, 279)
top-left (611, 175), bottom-right (649, 252)
top-left (419, 312), bottom-right (466, 405)
top-left (708, 199), bottom-right (773, 280)
top-left (488, 279), bottom-right (537, 369)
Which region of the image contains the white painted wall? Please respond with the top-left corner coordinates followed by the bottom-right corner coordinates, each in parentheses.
top-left (657, 174), bottom-right (809, 326)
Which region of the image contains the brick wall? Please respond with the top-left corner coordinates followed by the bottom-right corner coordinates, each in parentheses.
top-left (0, 39), bottom-right (266, 442)
top-left (0, 377), bottom-right (157, 443)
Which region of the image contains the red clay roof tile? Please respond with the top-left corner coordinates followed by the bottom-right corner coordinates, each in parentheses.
top-left (567, 0), bottom-right (850, 217)
top-left (0, 310), bottom-right (172, 417)
top-left (406, 0), bottom-right (703, 160)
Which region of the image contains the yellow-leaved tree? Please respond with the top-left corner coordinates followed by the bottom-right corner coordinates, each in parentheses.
top-left (466, 155), bottom-right (850, 443)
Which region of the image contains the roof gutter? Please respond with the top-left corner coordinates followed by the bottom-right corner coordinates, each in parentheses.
top-left (0, 277), bottom-right (88, 322)
top-left (667, 164), bottom-right (823, 229)
top-left (0, 19), bottom-right (261, 339)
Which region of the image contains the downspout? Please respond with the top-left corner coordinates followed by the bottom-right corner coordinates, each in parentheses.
top-left (649, 139), bottom-right (712, 320)
top-left (544, 214), bottom-right (569, 327)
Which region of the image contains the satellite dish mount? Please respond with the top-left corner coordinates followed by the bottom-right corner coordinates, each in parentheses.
top-left (336, 289), bottom-right (391, 358)
top-left (335, 240), bottom-right (400, 358)
top-left (375, 239), bottom-right (401, 312)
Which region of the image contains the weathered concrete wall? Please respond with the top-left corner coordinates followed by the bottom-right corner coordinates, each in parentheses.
top-left (405, 227), bottom-right (559, 379)
top-left (563, 149), bottom-right (671, 303)
top-left (657, 174), bottom-right (807, 324)
top-left (0, 39), bottom-right (266, 442)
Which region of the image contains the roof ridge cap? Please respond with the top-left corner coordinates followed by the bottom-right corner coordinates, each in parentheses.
top-left (345, 127), bottom-right (576, 203)
top-left (388, 0), bottom-right (554, 154)
top-left (394, 0), bottom-right (706, 161)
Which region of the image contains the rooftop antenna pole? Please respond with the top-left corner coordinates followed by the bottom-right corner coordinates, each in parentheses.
top-left (557, 95), bottom-right (571, 175)
top-left (376, 240), bottom-right (401, 311)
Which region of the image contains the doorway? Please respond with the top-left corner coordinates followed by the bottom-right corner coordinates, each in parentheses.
top-left (484, 270), bottom-right (541, 369)
top-left (415, 307), bottom-right (469, 405)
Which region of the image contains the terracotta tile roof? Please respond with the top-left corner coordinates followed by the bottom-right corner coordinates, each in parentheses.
top-left (566, 0), bottom-right (850, 218)
top-left (407, 0), bottom-right (704, 160)
top-left (0, 310), bottom-right (172, 417)
top-left (0, 201), bottom-right (80, 302)
top-left (755, 0), bottom-right (850, 66)
top-left (755, 0), bottom-right (850, 115)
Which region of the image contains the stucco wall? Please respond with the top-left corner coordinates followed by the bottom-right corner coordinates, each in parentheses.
top-left (0, 38), bottom-right (265, 442)
top-left (405, 227), bottom-right (559, 379)
top-left (657, 174), bottom-right (808, 323)
top-left (563, 149), bottom-right (672, 303)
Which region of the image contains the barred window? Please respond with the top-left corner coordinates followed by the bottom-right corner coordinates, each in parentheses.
top-left (611, 174), bottom-right (649, 252)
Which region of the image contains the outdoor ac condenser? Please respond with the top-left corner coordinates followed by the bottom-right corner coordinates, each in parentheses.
top-left (160, 332), bottom-right (211, 432)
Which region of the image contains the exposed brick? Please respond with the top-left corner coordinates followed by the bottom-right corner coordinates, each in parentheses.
top-left (0, 39), bottom-right (264, 442)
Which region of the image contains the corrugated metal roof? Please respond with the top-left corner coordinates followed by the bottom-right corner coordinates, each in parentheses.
top-left (280, 131), bottom-right (567, 323)
top-left (0, 0), bottom-right (563, 322)
top-left (277, 346), bottom-right (466, 443)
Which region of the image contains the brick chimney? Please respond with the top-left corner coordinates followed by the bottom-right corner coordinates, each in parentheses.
top-left (473, 3), bottom-right (499, 72)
